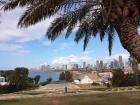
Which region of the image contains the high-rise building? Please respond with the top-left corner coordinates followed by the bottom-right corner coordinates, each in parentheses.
top-left (73, 64), bottom-right (79, 70)
top-left (113, 59), bottom-right (119, 68)
top-left (100, 60), bottom-right (104, 69)
top-left (96, 60), bottom-right (100, 69)
top-left (83, 62), bottom-right (86, 69)
top-left (41, 65), bottom-right (47, 71)
top-left (67, 64), bottom-right (73, 70)
top-left (119, 56), bottom-right (124, 68)
top-left (62, 64), bottom-right (67, 70)
top-left (109, 61), bottom-right (114, 68)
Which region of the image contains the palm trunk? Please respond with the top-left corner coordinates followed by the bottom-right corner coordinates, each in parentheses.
top-left (132, 59), bottom-right (139, 85)
top-left (115, 17), bottom-right (140, 63)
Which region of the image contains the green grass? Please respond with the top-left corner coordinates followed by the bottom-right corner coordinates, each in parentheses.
top-left (0, 91), bottom-right (140, 105)
top-left (81, 88), bottom-right (108, 91)
top-left (18, 92), bottom-right (43, 95)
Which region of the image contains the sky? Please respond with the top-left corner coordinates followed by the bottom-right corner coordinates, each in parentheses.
top-left (0, 8), bottom-right (130, 70)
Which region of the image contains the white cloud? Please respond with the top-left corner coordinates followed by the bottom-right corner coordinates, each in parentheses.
top-left (81, 50), bottom-right (94, 56)
top-left (51, 53), bottom-right (130, 65)
top-left (0, 8), bottom-right (57, 43)
top-left (59, 43), bottom-right (69, 50)
top-left (53, 42), bottom-right (72, 52)
top-left (41, 40), bottom-right (52, 46)
top-left (0, 43), bottom-right (30, 54)
top-left (0, 43), bottom-right (23, 52)
top-left (0, 8), bottom-right (58, 55)
top-left (52, 54), bottom-right (94, 65)
top-left (105, 53), bottom-right (130, 62)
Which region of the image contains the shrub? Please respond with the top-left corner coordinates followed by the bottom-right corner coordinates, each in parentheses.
top-left (111, 69), bottom-right (140, 87)
top-left (40, 78), bottom-right (53, 86)
top-left (112, 69), bottom-right (125, 87)
top-left (0, 67), bottom-right (40, 94)
top-left (34, 75), bottom-right (40, 84)
top-left (92, 82), bottom-right (100, 86)
top-left (59, 71), bottom-right (73, 82)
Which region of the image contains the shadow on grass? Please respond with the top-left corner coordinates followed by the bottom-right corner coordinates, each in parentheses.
top-left (0, 100), bottom-right (19, 105)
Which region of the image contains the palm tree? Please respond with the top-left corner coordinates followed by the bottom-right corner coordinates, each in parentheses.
top-left (0, 0), bottom-right (5, 5)
top-left (0, 0), bottom-right (6, 22)
top-left (3, 0), bottom-right (140, 62)
top-left (129, 56), bottom-right (139, 85)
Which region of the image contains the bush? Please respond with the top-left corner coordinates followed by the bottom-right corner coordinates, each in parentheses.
top-left (112, 69), bottom-right (125, 87)
top-left (59, 71), bottom-right (73, 82)
top-left (40, 78), bottom-right (52, 86)
top-left (34, 75), bottom-right (40, 84)
top-left (92, 82), bottom-right (100, 86)
top-left (0, 67), bottom-right (41, 94)
top-left (25, 84), bottom-right (39, 90)
top-left (0, 85), bottom-right (9, 94)
top-left (0, 85), bottom-right (17, 94)
top-left (112, 69), bottom-right (140, 87)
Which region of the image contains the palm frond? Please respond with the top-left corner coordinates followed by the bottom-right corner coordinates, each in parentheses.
top-left (47, 3), bottom-right (93, 41)
top-left (107, 24), bottom-right (115, 55)
top-left (3, 0), bottom-right (132, 55)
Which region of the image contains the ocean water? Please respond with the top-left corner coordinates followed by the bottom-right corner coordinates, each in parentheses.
top-left (29, 70), bottom-right (60, 82)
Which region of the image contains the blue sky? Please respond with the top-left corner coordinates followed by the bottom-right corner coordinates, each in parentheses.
top-left (0, 9), bottom-right (129, 70)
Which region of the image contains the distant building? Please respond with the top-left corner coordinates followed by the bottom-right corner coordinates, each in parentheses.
top-left (0, 76), bottom-right (9, 86)
top-left (67, 64), bottom-right (73, 70)
top-left (113, 59), bottom-right (119, 68)
top-left (73, 64), bottom-right (79, 70)
top-left (87, 64), bottom-right (93, 70)
top-left (62, 64), bottom-right (67, 70)
top-left (41, 65), bottom-right (47, 71)
top-left (119, 56), bottom-right (124, 68)
top-left (109, 61), bottom-right (113, 68)
top-left (83, 62), bottom-right (86, 69)
top-left (96, 60), bottom-right (100, 69)
top-left (100, 60), bottom-right (104, 69)
top-left (46, 65), bottom-right (51, 70)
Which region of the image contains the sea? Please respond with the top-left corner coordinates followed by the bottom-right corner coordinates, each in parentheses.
top-left (29, 70), bottom-right (60, 83)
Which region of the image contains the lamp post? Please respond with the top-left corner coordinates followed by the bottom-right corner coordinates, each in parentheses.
top-left (64, 64), bottom-right (68, 93)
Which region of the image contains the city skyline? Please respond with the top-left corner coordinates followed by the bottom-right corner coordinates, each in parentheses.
top-left (38, 55), bottom-right (129, 71)
top-left (0, 8), bottom-right (130, 70)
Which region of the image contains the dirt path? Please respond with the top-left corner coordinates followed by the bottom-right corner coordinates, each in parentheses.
top-left (0, 83), bottom-right (140, 101)
top-left (1, 89), bottom-right (140, 101)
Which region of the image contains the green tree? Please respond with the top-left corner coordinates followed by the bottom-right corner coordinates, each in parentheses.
top-left (112, 69), bottom-right (125, 87)
top-left (123, 74), bottom-right (136, 86)
top-left (9, 67), bottom-right (29, 91)
top-left (46, 78), bottom-right (52, 84)
top-left (34, 75), bottom-right (40, 84)
top-left (40, 78), bottom-right (52, 86)
top-left (59, 72), bottom-right (65, 81)
top-left (59, 71), bottom-right (73, 82)
top-left (3, 0), bottom-right (140, 62)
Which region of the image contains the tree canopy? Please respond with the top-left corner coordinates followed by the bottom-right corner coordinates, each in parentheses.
top-left (3, 0), bottom-right (140, 60)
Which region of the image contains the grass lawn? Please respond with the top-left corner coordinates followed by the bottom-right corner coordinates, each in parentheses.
top-left (0, 91), bottom-right (140, 105)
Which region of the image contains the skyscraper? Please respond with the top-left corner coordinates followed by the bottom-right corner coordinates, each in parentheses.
top-left (109, 61), bottom-right (114, 68)
top-left (100, 60), bottom-right (104, 69)
top-left (73, 64), bottom-right (79, 70)
top-left (83, 62), bottom-right (86, 69)
top-left (96, 60), bottom-right (100, 69)
top-left (114, 59), bottom-right (119, 68)
top-left (119, 56), bottom-right (124, 68)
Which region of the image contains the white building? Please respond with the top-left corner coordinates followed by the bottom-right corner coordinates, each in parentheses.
top-left (0, 76), bottom-right (9, 86)
top-left (74, 76), bottom-right (93, 84)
